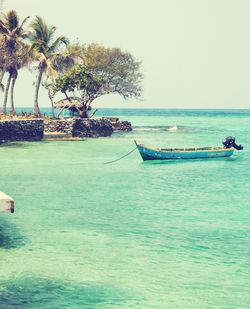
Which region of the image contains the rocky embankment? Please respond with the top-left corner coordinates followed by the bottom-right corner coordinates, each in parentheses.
top-left (0, 119), bottom-right (44, 141)
top-left (73, 118), bottom-right (113, 137)
top-left (44, 117), bottom-right (132, 138)
top-left (0, 117), bottom-right (132, 141)
top-left (101, 117), bottom-right (132, 132)
top-left (44, 118), bottom-right (113, 138)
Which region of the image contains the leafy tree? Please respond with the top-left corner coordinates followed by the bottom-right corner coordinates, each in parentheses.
top-left (0, 10), bottom-right (30, 114)
top-left (29, 16), bottom-right (68, 115)
top-left (54, 44), bottom-right (142, 117)
top-left (55, 65), bottom-right (100, 118)
top-left (82, 43), bottom-right (142, 102)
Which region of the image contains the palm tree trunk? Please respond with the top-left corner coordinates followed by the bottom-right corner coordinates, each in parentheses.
top-left (10, 76), bottom-right (17, 115)
top-left (2, 73), bottom-right (11, 115)
top-left (0, 70), bottom-right (5, 92)
top-left (49, 95), bottom-right (55, 118)
top-left (0, 70), bottom-right (5, 84)
top-left (34, 68), bottom-right (43, 116)
top-left (47, 87), bottom-right (55, 118)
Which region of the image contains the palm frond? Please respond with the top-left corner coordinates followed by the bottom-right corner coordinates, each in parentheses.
top-left (5, 10), bottom-right (19, 31)
top-left (36, 52), bottom-right (46, 62)
top-left (47, 65), bottom-right (57, 79)
top-left (19, 15), bottom-right (30, 30)
top-left (0, 20), bottom-right (9, 34)
top-left (13, 16), bottom-right (30, 38)
top-left (29, 16), bottom-right (57, 54)
top-left (46, 26), bottom-right (56, 45)
top-left (30, 16), bottom-right (48, 42)
top-left (48, 36), bottom-right (69, 54)
top-left (0, 10), bottom-right (30, 45)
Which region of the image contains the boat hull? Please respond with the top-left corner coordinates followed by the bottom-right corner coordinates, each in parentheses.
top-left (135, 143), bottom-right (234, 161)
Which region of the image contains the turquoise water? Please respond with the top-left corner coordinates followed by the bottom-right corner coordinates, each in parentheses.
top-left (0, 109), bottom-right (250, 308)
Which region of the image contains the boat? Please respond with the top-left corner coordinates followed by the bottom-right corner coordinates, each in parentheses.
top-left (0, 192), bottom-right (14, 213)
top-left (135, 136), bottom-right (243, 161)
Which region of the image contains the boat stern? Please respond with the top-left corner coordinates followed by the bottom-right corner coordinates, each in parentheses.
top-left (0, 192), bottom-right (14, 213)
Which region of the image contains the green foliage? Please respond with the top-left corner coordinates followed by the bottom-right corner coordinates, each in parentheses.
top-left (0, 10), bottom-right (30, 53)
top-left (29, 16), bottom-right (69, 57)
top-left (29, 16), bottom-right (70, 114)
top-left (54, 44), bottom-right (142, 108)
top-left (0, 10), bottom-right (31, 113)
top-left (0, 12), bottom-right (143, 114)
top-left (0, 10), bottom-right (18, 31)
top-left (0, 10), bottom-right (31, 72)
top-left (81, 43), bottom-right (143, 99)
top-left (55, 65), bottom-right (100, 98)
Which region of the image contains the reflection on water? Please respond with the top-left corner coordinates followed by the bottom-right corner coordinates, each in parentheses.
top-left (0, 219), bottom-right (26, 249)
top-left (0, 277), bottom-right (129, 309)
top-left (0, 142), bottom-right (28, 149)
top-left (140, 156), bottom-right (237, 165)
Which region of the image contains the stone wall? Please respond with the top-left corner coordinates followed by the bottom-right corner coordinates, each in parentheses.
top-left (44, 119), bottom-right (74, 135)
top-left (0, 117), bottom-right (132, 141)
top-left (73, 118), bottom-right (113, 138)
top-left (102, 117), bottom-right (132, 131)
top-left (44, 117), bottom-right (132, 138)
top-left (44, 118), bottom-right (113, 137)
top-left (0, 119), bottom-right (44, 141)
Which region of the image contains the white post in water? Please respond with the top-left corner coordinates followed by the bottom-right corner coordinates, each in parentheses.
top-left (0, 192), bottom-right (14, 213)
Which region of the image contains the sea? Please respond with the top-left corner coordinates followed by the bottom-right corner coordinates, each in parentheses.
top-left (0, 108), bottom-right (249, 308)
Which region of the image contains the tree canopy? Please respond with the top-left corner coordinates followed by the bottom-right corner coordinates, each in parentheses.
top-left (0, 10), bottom-right (30, 114)
top-left (0, 11), bottom-right (143, 117)
top-left (54, 44), bottom-right (142, 116)
top-left (29, 16), bottom-right (69, 115)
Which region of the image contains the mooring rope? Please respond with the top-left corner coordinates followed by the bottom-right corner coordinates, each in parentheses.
top-left (104, 147), bottom-right (137, 164)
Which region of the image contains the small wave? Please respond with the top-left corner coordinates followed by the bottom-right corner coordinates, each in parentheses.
top-left (133, 125), bottom-right (200, 133)
top-left (134, 127), bottom-right (164, 132)
top-left (168, 126), bottom-right (178, 131)
top-left (134, 125), bottom-right (175, 132)
top-left (134, 125), bottom-right (179, 132)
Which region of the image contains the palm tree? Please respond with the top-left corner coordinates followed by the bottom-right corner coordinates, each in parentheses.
top-left (29, 16), bottom-right (68, 116)
top-left (9, 43), bottom-right (31, 113)
top-left (0, 10), bottom-right (30, 114)
top-left (42, 43), bottom-right (84, 117)
top-left (0, 34), bottom-right (6, 91)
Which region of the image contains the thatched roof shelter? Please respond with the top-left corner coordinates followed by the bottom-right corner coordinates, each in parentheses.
top-left (54, 97), bottom-right (94, 118)
top-left (54, 97), bottom-right (82, 111)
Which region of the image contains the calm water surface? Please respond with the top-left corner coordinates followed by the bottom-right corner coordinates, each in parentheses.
top-left (0, 109), bottom-right (250, 308)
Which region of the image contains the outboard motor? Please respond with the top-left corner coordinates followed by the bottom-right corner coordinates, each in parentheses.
top-left (223, 136), bottom-right (243, 150)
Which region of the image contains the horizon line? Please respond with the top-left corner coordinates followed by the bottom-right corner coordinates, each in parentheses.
top-left (11, 106), bottom-right (250, 110)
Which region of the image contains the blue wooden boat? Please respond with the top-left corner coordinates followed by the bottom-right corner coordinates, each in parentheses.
top-left (135, 137), bottom-right (243, 161)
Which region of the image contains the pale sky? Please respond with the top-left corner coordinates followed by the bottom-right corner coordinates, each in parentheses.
top-left (1, 0), bottom-right (250, 109)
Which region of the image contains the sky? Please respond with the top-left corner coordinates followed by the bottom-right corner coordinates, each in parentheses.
top-left (1, 0), bottom-right (250, 109)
